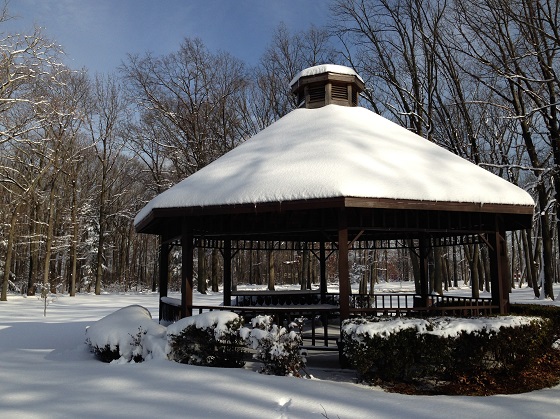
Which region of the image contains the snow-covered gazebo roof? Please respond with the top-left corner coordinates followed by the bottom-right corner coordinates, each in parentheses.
top-left (135, 104), bottom-right (533, 234)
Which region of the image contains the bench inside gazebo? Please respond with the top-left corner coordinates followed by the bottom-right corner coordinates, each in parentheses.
top-left (134, 64), bottom-right (534, 354)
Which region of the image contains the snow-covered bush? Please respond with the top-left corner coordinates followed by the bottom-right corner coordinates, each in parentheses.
top-left (510, 304), bottom-right (560, 342)
top-left (85, 305), bottom-right (167, 363)
top-left (167, 311), bottom-right (245, 368)
top-left (241, 315), bottom-right (307, 377)
top-left (342, 316), bottom-right (550, 383)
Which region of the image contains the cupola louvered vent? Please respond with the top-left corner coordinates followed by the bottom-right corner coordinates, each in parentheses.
top-left (309, 85), bottom-right (325, 103)
top-left (290, 64), bottom-right (365, 109)
top-left (331, 84), bottom-right (348, 101)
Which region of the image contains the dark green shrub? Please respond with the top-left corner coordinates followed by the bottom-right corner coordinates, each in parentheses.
top-left (167, 312), bottom-right (245, 368)
top-left (241, 315), bottom-right (307, 377)
top-left (510, 304), bottom-right (560, 341)
top-left (85, 305), bottom-right (166, 363)
top-left (89, 343), bottom-right (121, 363)
top-left (342, 316), bottom-right (550, 384)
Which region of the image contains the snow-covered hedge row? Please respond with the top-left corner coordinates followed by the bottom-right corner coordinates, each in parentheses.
top-left (342, 316), bottom-right (551, 383)
top-left (85, 305), bottom-right (167, 363)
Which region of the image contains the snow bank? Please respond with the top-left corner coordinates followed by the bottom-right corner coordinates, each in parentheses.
top-left (85, 305), bottom-right (167, 362)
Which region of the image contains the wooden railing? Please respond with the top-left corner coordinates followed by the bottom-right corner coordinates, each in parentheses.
top-left (191, 304), bottom-right (339, 348)
top-left (159, 292), bottom-right (498, 347)
top-left (158, 295), bottom-right (339, 348)
top-left (349, 293), bottom-right (498, 316)
top-left (231, 290), bottom-right (338, 307)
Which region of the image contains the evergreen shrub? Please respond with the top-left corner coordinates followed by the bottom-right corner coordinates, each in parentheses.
top-left (89, 343), bottom-right (121, 363)
top-left (167, 311), bottom-right (245, 368)
top-left (342, 316), bottom-right (550, 383)
top-left (86, 305), bottom-right (166, 363)
top-left (510, 304), bottom-right (560, 341)
top-left (241, 315), bottom-right (307, 377)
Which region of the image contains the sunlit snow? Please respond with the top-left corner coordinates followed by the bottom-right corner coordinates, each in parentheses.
top-left (1, 283), bottom-right (559, 418)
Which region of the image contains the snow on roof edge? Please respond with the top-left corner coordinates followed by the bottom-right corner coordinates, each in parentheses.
top-left (290, 64), bottom-right (364, 87)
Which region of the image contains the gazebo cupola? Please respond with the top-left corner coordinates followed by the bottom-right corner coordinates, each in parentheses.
top-left (290, 64), bottom-right (365, 109)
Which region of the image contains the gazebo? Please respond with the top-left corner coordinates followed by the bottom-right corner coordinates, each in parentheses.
top-left (134, 65), bottom-right (534, 342)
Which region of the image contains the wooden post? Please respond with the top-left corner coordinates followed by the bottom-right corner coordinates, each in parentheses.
top-left (338, 209), bottom-right (350, 320)
top-left (158, 241), bottom-right (170, 322)
top-left (181, 220), bottom-right (194, 317)
top-left (419, 235), bottom-right (430, 306)
top-left (338, 209), bottom-right (351, 366)
top-left (320, 240), bottom-right (327, 304)
top-left (223, 240), bottom-right (232, 307)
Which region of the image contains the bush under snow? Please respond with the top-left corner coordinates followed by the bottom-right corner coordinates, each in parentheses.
top-left (241, 315), bottom-right (307, 377)
top-left (342, 316), bottom-right (550, 383)
top-left (167, 311), bottom-right (245, 367)
top-left (85, 305), bottom-right (167, 363)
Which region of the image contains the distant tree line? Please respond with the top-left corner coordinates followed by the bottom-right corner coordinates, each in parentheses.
top-left (1, 0), bottom-right (558, 300)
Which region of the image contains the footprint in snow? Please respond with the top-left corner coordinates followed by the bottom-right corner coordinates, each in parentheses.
top-left (276, 397), bottom-right (292, 418)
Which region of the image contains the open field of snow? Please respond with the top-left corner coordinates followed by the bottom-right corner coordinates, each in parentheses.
top-left (1, 283), bottom-right (559, 418)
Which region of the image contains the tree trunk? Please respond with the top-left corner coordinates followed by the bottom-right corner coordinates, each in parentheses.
top-left (211, 248), bottom-right (219, 292)
top-left (303, 244), bottom-right (310, 290)
top-left (466, 244), bottom-right (480, 299)
top-left (433, 247), bottom-right (443, 295)
top-left (267, 249), bottom-right (275, 291)
top-left (1, 212), bottom-right (18, 301)
top-left (70, 179), bottom-right (78, 296)
top-left (408, 242), bottom-right (421, 294)
top-left (523, 229), bottom-right (539, 297)
top-left (43, 185), bottom-right (57, 289)
top-left (94, 169), bottom-right (106, 295)
top-left (197, 246), bottom-right (207, 294)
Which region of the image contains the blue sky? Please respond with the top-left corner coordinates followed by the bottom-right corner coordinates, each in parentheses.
top-left (2, 0), bottom-right (332, 74)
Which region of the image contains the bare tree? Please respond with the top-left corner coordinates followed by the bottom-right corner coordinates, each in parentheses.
top-left (121, 38), bottom-right (250, 182)
top-left (85, 74), bottom-right (128, 295)
top-left (0, 24), bottom-right (66, 300)
top-left (450, 0), bottom-right (559, 298)
top-left (32, 68), bottom-right (90, 294)
top-left (250, 23), bottom-right (337, 129)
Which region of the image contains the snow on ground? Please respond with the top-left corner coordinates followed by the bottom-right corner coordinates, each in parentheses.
top-left (1, 283), bottom-right (559, 419)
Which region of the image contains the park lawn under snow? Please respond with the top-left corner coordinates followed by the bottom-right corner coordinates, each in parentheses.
top-left (1, 283), bottom-right (560, 419)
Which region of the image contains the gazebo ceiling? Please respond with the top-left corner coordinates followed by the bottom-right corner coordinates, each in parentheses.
top-left (139, 197), bottom-right (532, 244)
